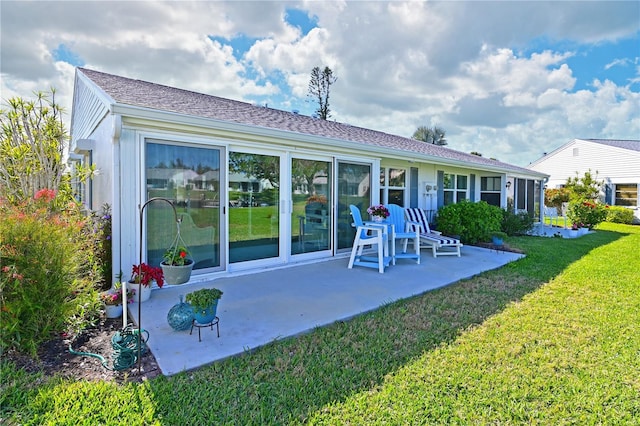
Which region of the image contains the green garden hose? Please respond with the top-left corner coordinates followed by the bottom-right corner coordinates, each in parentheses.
top-left (69, 324), bottom-right (149, 371)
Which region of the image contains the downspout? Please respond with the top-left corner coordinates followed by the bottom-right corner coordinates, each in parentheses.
top-left (109, 114), bottom-right (125, 327)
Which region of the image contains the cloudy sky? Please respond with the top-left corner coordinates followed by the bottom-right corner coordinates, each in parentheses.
top-left (1, 1), bottom-right (638, 166)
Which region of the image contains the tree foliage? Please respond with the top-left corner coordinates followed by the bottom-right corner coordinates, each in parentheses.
top-left (0, 90), bottom-right (93, 204)
top-left (565, 169), bottom-right (603, 202)
top-left (412, 125), bottom-right (447, 146)
top-left (308, 66), bottom-right (337, 120)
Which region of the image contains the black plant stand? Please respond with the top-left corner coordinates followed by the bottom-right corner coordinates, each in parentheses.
top-left (190, 317), bottom-right (220, 342)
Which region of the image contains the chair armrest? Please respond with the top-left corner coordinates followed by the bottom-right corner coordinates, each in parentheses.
top-left (405, 220), bottom-right (420, 232)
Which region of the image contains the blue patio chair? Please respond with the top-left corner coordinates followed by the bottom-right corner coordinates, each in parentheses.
top-left (405, 207), bottom-right (462, 257)
top-left (384, 204), bottom-right (420, 265)
top-left (347, 204), bottom-right (392, 273)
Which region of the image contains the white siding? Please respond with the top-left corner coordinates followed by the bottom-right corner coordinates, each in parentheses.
top-left (529, 139), bottom-right (640, 187)
top-left (70, 74), bottom-right (110, 148)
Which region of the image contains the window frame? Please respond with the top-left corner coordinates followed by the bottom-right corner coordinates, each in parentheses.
top-left (442, 172), bottom-right (468, 206)
top-left (380, 167), bottom-right (407, 206)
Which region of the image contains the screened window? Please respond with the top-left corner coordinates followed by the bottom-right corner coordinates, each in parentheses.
top-left (615, 184), bottom-right (638, 207)
top-left (443, 173), bottom-right (468, 206)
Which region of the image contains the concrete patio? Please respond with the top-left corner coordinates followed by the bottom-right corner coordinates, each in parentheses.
top-left (128, 245), bottom-right (524, 376)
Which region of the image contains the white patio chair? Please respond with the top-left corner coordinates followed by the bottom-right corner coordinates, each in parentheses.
top-left (543, 206), bottom-right (567, 228)
top-left (384, 204), bottom-right (420, 265)
top-left (404, 208), bottom-right (462, 257)
top-left (347, 204), bottom-right (392, 273)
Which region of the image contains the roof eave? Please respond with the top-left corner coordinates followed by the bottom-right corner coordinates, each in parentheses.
top-left (112, 104), bottom-right (546, 179)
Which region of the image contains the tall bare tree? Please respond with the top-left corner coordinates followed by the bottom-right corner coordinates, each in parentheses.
top-left (308, 66), bottom-right (337, 120)
top-left (411, 125), bottom-right (447, 146)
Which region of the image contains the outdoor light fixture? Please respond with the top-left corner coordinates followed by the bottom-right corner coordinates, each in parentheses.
top-left (506, 181), bottom-right (512, 189)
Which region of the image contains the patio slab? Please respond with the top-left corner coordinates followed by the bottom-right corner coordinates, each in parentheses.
top-left (127, 245), bottom-right (524, 376)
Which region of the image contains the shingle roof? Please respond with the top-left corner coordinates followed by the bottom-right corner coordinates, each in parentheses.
top-left (78, 67), bottom-right (542, 176)
top-left (583, 139), bottom-right (640, 152)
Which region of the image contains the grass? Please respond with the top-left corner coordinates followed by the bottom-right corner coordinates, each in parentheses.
top-left (2, 223), bottom-right (639, 424)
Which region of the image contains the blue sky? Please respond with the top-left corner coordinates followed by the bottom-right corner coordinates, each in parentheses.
top-left (1, 1), bottom-right (638, 166)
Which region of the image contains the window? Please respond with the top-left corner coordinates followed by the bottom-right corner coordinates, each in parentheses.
top-left (380, 167), bottom-right (406, 206)
top-left (480, 176), bottom-right (501, 206)
top-left (443, 173), bottom-right (467, 206)
top-left (615, 184), bottom-right (638, 207)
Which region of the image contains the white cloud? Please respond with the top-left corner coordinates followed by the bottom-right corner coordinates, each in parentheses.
top-left (1, 1), bottom-right (638, 167)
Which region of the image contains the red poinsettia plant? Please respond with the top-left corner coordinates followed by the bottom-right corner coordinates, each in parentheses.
top-left (130, 263), bottom-right (164, 288)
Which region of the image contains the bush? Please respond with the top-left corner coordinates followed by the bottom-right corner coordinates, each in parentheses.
top-left (435, 200), bottom-right (503, 244)
top-left (606, 206), bottom-right (634, 224)
top-left (566, 199), bottom-right (608, 229)
top-left (501, 209), bottom-right (534, 236)
top-left (0, 193), bottom-right (101, 357)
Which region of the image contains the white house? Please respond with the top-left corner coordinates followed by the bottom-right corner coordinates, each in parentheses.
top-left (528, 138), bottom-right (640, 223)
top-left (70, 68), bottom-right (548, 284)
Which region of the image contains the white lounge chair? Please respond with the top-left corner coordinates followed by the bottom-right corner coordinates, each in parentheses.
top-left (404, 208), bottom-right (462, 257)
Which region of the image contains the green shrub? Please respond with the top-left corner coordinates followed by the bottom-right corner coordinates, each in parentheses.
top-left (435, 200), bottom-right (503, 244)
top-left (566, 199), bottom-right (608, 229)
top-left (606, 206), bottom-right (634, 224)
top-left (501, 209), bottom-right (534, 236)
top-left (0, 193), bottom-right (101, 357)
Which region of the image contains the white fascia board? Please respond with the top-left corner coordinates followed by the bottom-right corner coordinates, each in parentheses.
top-left (111, 103), bottom-right (546, 179)
top-left (528, 139), bottom-right (577, 168)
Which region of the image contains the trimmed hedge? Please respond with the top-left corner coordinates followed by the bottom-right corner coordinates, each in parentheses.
top-left (435, 200), bottom-right (503, 244)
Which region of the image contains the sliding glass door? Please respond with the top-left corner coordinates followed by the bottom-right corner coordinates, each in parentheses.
top-left (336, 161), bottom-right (372, 250)
top-left (228, 152), bottom-right (281, 263)
top-left (145, 140), bottom-right (222, 271)
top-left (291, 157), bottom-right (332, 255)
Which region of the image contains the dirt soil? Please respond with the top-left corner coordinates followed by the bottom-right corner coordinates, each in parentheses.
top-left (6, 317), bottom-right (162, 383)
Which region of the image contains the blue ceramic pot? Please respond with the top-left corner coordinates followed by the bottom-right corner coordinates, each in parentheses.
top-left (192, 300), bottom-right (218, 324)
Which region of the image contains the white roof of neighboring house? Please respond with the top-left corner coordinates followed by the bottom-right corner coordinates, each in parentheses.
top-left (74, 68), bottom-right (546, 179)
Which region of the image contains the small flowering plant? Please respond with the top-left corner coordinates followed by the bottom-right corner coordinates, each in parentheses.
top-left (130, 263), bottom-right (164, 287)
top-left (162, 245), bottom-right (191, 266)
top-left (100, 282), bottom-right (134, 306)
top-left (367, 204), bottom-right (390, 218)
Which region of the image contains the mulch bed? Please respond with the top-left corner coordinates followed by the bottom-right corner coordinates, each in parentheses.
top-left (5, 317), bottom-right (162, 383)
top-left (474, 242), bottom-right (525, 254)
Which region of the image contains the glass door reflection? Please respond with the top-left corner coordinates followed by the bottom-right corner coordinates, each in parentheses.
top-left (291, 158), bottom-right (332, 255)
top-left (228, 152), bottom-right (280, 263)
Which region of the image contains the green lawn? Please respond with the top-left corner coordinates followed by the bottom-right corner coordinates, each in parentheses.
top-left (2, 223), bottom-right (639, 424)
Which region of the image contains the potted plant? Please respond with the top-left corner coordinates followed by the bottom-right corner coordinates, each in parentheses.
top-left (490, 231), bottom-right (507, 246)
top-left (186, 287), bottom-right (223, 324)
top-left (128, 263), bottom-right (164, 303)
top-left (367, 204), bottom-right (390, 222)
top-left (100, 281), bottom-right (134, 318)
top-left (161, 244), bottom-right (194, 285)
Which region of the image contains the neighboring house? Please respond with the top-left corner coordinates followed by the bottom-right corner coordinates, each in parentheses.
top-left (70, 68), bottom-right (547, 283)
top-left (528, 139), bottom-right (640, 223)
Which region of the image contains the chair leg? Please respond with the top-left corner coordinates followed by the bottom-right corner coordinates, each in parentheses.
top-left (348, 233), bottom-right (361, 269)
top-left (377, 232), bottom-right (384, 273)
